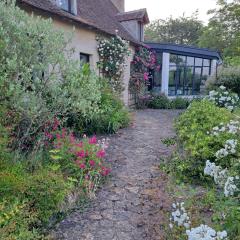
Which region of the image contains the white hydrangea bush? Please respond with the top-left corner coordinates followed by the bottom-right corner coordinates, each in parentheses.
top-left (209, 86), bottom-right (239, 111)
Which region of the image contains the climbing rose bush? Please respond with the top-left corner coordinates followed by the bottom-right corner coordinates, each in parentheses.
top-left (130, 46), bottom-right (161, 108)
top-left (97, 34), bottom-right (130, 93)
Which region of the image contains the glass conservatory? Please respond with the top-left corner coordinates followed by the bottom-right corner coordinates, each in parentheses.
top-left (146, 43), bottom-right (221, 97)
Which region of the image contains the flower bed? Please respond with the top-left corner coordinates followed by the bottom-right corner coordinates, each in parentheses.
top-left (161, 95), bottom-right (240, 239)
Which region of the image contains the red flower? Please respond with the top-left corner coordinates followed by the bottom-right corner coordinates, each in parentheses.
top-left (89, 136), bottom-right (97, 144)
top-left (79, 163), bottom-right (86, 169)
top-left (101, 166), bottom-right (111, 176)
top-left (96, 149), bottom-right (105, 158)
top-left (75, 142), bottom-right (83, 148)
top-left (89, 160), bottom-right (95, 167)
top-left (76, 150), bottom-right (85, 158)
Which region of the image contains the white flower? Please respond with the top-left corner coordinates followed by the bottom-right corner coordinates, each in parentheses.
top-left (224, 176), bottom-right (238, 197)
top-left (186, 224), bottom-right (227, 240)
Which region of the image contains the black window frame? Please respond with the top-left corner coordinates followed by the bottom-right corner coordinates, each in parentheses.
top-left (57, 0), bottom-right (72, 13)
top-left (80, 53), bottom-right (90, 65)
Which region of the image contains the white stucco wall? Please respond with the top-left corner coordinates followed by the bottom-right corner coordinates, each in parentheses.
top-left (53, 19), bottom-right (99, 72)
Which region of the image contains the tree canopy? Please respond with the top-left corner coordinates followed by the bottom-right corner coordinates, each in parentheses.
top-left (144, 12), bottom-right (203, 45)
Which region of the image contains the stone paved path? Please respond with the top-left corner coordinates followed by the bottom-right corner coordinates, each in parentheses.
top-left (52, 110), bottom-right (181, 240)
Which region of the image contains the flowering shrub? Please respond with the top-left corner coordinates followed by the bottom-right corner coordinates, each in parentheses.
top-left (171, 98), bottom-right (240, 239)
top-left (169, 201), bottom-right (228, 240)
top-left (209, 86), bottom-right (239, 111)
top-left (129, 46), bottom-right (161, 108)
top-left (49, 129), bottom-right (111, 197)
top-left (170, 202), bottom-right (191, 229)
top-left (97, 34), bottom-right (130, 93)
top-left (186, 225), bottom-right (227, 240)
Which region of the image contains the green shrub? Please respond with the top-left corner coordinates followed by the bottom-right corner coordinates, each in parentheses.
top-left (25, 169), bottom-right (69, 225)
top-left (206, 66), bottom-right (240, 95)
top-left (175, 100), bottom-right (232, 177)
top-left (170, 97), bottom-right (190, 109)
top-left (148, 94), bottom-right (190, 109)
top-left (0, 199), bottom-right (41, 240)
top-left (148, 94), bottom-right (171, 109)
top-left (71, 84), bottom-right (130, 134)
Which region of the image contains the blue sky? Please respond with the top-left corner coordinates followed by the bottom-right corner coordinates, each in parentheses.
top-left (125, 0), bottom-right (217, 23)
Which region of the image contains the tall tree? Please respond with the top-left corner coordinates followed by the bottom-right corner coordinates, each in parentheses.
top-left (145, 12), bottom-right (203, 45)
top-left (198, 0), bottom-right (240, 65)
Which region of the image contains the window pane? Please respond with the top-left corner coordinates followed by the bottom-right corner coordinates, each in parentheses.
top-left (186, 57), bottom-right (194, 66)
top-left (80, 53), bottom-right (90, 64)
top-left (195, 58), bottom-right (203, 66)
top-left (56, 0), bottom-right (69, 11)
top-left (203, 59), bottom-right (210, 66)
top-left (178, 56), bottom-right (186, 66)
top-left (193, 67), bottom-right (202, 94)
top-left (170, 54), bottom-right (178, 65)
top-left (185, 66), bottom-right (193, 95)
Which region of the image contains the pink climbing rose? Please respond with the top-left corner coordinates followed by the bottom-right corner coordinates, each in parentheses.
top-left (144, 72), bottom-right (149, 81)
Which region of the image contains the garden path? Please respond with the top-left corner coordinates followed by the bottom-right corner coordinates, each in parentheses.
top-left (52, 110), bottom-right (181, 240)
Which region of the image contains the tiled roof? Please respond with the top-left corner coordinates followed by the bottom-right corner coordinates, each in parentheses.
top-left (17, 0), bottom-right (142, 45)
top-left (116, 9), bottom-right (149, 24)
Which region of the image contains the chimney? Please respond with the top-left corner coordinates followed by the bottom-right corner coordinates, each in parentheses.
top-left (111, 0), bottom-right (125, 12)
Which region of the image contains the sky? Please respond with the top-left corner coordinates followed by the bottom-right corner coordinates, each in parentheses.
top-left (125, 0), bottom-right (218, 24)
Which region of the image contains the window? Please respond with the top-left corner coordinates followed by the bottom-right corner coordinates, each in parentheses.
top-left (80, 53), bottom-right (90, 65)
top-left (138, 23), bottom-right (143, 41)
top-left (168, 54), bottom-right (212, 96)
top-left (56, 0), bottom-right (70, 12)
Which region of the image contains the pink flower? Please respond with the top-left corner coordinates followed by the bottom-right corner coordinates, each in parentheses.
top-left (101, 166), bottom-right (111, 176)
top-left (79, 163), bottom-right (86, 169)
top-left (53, 118), bottom-right (60, 131)
top-left (89, 160), bottom-right (95, 167)
top-left (76, 150), bottom-right (85, 158)
top-left (75, 142), bottom-right (83, 148)
top-left (61, 128), bottom-right (66, 138)
top-left (69, 133), bottom-right (75, 144)
top-left (89, 136), bottom-right (97, 144)
top-left (56, 133), bottom-right (61, 140)
top-left (45, 132), bottom-right (53, 140)
top-left (143, 72), bottom-right (149, 81)
top-left (96, 149), bottom-right (105, 158)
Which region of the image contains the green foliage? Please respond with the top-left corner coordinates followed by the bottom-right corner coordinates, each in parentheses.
top-left (175, 100), bottom-right (232, 176)
top-left (148, 94), bottom-right (171, 109)
top-left (71, 84), bottom-right (130, 134)
top-left (206, 66), bottom-right (240, 95)
top-left (148, 94), bottom-right (190, 109)
top-left (198, 0), bottom-right (240, 64)
top-left (0, 3), bottom-right (109, 153)
top-left (0, 199), bottom-right (41, 240)
top-left (145, 12), bottom-right (203, 45)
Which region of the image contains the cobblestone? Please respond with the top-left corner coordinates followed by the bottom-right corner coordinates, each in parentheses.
top-left (52, 110), bottom-right (181, 240)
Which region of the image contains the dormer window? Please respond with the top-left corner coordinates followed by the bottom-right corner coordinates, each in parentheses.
top-left (56, 0), bottom-right (70, 12)
top-left (56, 0), bottom-right (77, 15)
